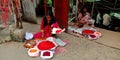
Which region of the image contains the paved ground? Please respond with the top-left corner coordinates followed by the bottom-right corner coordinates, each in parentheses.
top-left (94, 28), bottom-right (120, 49)
top-left (0, 22), bottom-right (120, 60)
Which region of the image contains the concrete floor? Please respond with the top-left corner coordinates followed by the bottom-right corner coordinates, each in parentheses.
top-left (0, 22), bottom-right (120, 60)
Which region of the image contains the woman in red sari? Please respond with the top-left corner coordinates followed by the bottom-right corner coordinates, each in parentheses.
top-left (34, 12), bottom-right (60, 39)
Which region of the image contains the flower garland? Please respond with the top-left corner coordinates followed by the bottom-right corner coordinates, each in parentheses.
top-left (0, 0), bottom-right (11, 27)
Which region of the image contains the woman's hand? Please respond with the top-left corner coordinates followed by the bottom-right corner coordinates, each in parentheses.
top-left (40, 29), bottom-right (44, 33)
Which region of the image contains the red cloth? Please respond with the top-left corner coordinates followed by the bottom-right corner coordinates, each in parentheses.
top-left (37, 41), bottom-right (55, 50)
top-left (51, 22), bottom-right (60, 28)
top-left (33, 25), bottom-right (52, 38)
top-left (33, 32), bottom-right (43, 38)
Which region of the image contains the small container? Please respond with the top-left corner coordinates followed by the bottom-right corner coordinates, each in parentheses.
top-left (40, 51), bottom-right (54, 60)
top-left (24, 40), bottom-right (36, 48)
top-left (94, 32), bottom-right (101, 37)
top-left (28, 47), bottom-right (40, 57)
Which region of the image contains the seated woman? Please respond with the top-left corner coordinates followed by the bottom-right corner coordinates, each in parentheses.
top-left (76, 7), bottom-right (94, 28)
top-left (34, 12), bottom-right (60, 39)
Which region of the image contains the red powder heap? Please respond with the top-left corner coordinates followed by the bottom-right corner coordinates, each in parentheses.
top-left (82, 30), bottom-right (94, 35)
top-left (43, 51), bottom-right (50, 56)
top-left (56, 30), bottom-right (62, 34)
top-left (90, 35), bottom-right (96, 38)
top-left (37, 41), bottom-right (55, 50)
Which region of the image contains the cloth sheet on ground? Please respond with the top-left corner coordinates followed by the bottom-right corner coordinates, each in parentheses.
top-left (68, 26), bottom-right (101, 40)
top-left (23, 26), bottom-right (67, 60)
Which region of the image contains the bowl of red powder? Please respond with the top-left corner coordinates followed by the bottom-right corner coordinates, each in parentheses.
top-left (37, 40), bottom-right (56, 50)
top-left (82, 29), bottom-right (95, 35)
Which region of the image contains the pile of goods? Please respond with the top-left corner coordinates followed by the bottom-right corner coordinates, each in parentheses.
top-left (24, 28), bottom-right (66, 60)
top-left (68, 26), bottom-right (102, 40)
top-left (82, 29), bottom-right (101, 40)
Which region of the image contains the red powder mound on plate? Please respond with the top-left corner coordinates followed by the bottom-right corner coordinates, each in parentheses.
top-left (37, 41), bottom-right (55, 50)
top-left (43, 51), bottom-right (50, 56)
top-left (82, 30), bottom-right (94, 35)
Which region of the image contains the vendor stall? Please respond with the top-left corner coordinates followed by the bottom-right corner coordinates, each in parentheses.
top-left (24, 27), bottom-right (67, 60)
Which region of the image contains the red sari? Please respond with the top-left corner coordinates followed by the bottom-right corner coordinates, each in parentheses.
top-left (33, 18), bottom-right (59, 39)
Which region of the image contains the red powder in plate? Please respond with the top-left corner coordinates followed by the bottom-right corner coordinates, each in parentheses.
top-left (82, 30), bottom-right (94, 35)
top-left (37, 41), bottom-right (55, 50)
top-left (56, 30), bottom-right (62, 34)
top-left (90, 35), bottom-right (96, 38)
top-left (43, 51), bottom-right (50, 56)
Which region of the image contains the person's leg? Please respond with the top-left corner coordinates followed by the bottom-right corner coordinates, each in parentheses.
top-left (16, 18), bottom-right (19, 28)
top-left (109, 24), bottom-right (115, 31)
top-left (14, 8), bottom-right (19, 28)
top-left (102, 24), bottom-right (106, 29)
top-left (18, 17), bottom-right (23, 29)
top-left (75, 20), bottom-right (80, 28)
top-left (99, 20), bottom-right (103, 28)
top-left (15, 8), bottom-right (23, 29)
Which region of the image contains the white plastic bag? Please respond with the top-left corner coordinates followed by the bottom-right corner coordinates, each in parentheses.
top-left (25, 32), bottom-right (33, 40)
